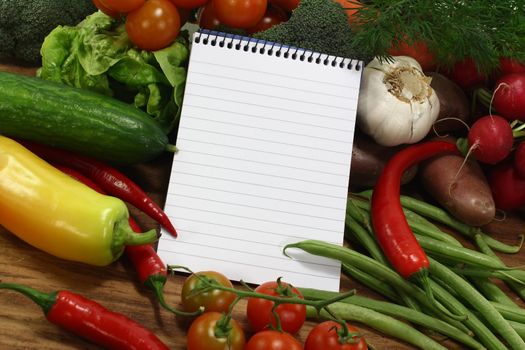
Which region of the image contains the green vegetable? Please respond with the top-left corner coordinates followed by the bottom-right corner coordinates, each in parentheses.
top-left (307, 304), bottom-right (450, 350)
top-left (0, 0), bottom-right (96, 65)
top-left (300, 288), bottom-right (484, 349)
top-left (37, 11), bottom-right (189, 134)
top-left (0, 71), bottom-right (175, 164)
top-left (351, 0), bottom-right (525, 73)
top-left (253, 0), bottom-right (371, 61)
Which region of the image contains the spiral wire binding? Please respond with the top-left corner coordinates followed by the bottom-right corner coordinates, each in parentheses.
top-left (193, 30), bottom-right (362, 71)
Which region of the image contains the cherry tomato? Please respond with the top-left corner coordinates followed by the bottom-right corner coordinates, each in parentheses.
top-left (305, 321), bottom-right (367, 350)
top-left (246, 280), bottom-right (306, 335)
top-left (181, 271), bottom-right (236, 313)
top-left (245, 330), bottom-right (303, 350)
top-left (212, 0), bottom-right (267, 29)
top-left (125, 0), bottom-right (181, 51)
top-left (169, 0), bottom-right (210, 9)
top-left (187, 312), bottom-right (246, 350)
top-left (247, 5), bottom-right (288, 34)
top-left (268, 0), bottom-right (300, 13)
top-left (92, 0), bottom-right (120, 17)
top-left (100, 0), bottom-right (145, 13)
top-left (197, 2), bottom-right (222, 30)
top-left (388, 40), bottom-right (436, 72)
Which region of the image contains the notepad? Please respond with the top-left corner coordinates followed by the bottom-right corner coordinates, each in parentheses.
top-left (157, 30), bottom-right (363, 291)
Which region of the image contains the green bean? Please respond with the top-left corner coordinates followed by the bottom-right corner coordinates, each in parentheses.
top-left (508, 320), bottom-right (525, 340)
top-left (306, 304), bottom-right (450, 350)
top-left (429, 279), bottom-right (508, 350)
top-left (299, 288), bottom-right (484, 349)
top-left (414, 233), bottom-right (512, 269)
top-left (491, 301), bottom-right (525, 324)
top-left (345, 214), bottom-right (386, 264)
top-left (342, 263), bottom-right (399, 301)
top-left (474, 234), bottom-right (525, 302)
top-left (429, 258), bottom-right (525, 349)
top-left (470, 277), bottom-right (519, 308)
top-left (349, 195), bottom-right (463, 247)
top-left (345, 213), bottom-right (422, 311)
top-left (284, 240), bottom-right (465, 322)
top-left (450, 266), bottom-right (525, 285)
top-left (356, 190), bottom-right (523, 254)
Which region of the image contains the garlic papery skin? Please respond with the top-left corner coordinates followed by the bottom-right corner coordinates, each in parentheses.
top-left (356, 56), bottom-right (440, 147)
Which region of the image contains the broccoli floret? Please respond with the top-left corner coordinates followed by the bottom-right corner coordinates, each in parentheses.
top-left (0, 0), bottom-right (97, 65)
top-left (253, 0), bottom-right (371, 61)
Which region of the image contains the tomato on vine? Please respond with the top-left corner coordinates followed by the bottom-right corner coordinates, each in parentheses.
top-left (169, 0), bottom-right (210, 9)
top-left (212, 0), bottom-right (267, 29)
top-left (92, 0), bottom-right (120, 17)
top-left (125, 0), bottom-right (181, 51)
top-left (187, 312), bottom-right (246, 350)
top-left (246, 5), bottom-right (289, 34)
top-left (181, 270), bottom-right (237, 313)
top-left (305, 321), bottom-right (367, 350)
top-left (268, 0), bottom-right (300, 13)
top-left (197, 2), bottom-right (221, 30)
top-left (244, 330), bottom-right (303, 350)
top-left (246, 280), bottom-right (306, 334)
top-left (100, 0), bottom-right (145, 13)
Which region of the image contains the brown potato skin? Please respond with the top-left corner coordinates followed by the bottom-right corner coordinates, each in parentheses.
top-left (349, 131), bottom-right (417, 190)
top-left (419, 152), bottom-right (496, 226)
top-left (429, 72), bottom-right (470, 134)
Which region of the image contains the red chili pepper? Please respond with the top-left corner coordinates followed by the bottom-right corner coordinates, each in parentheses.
top-left (371, 141), bottom-right (459, 279)
top-left (0, 282), bottom-right (170, 350)
top-left (19, 140), bottom-right (177, 237)
top-left (55, 164), bottom-right (199, 317)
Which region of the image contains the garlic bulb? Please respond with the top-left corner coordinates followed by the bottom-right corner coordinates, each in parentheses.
top-left (356, 56), bottom-right (440, 146)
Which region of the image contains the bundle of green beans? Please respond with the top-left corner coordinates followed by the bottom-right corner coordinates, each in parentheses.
top-left (284, 193), bottom-right (525, 350)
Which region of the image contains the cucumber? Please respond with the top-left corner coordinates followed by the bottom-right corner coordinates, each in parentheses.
top-left (0, 71), bottom-right (175, 164)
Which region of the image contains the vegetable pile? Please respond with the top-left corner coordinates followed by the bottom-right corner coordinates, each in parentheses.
top-left (1, 0), bottom-right (525, 349)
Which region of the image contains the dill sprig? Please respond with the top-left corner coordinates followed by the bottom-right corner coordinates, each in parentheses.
top-left (349, 0), bottom-right (525, 74)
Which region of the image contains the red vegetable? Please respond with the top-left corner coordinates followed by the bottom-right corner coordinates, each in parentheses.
top-left (499, 57), bottom-right (525, 76)
top-left (304, 321), bottom-right (367, 350)
top-left (492, 73), bottom-right (525, 121)
top-left (18, 140), bottom-right (177, 237)
top-left (447, 58), bottom-right (486, 89)
top-left (488, 160), bottom-right (525, 211)
top-left (387, 40), bottom-right (436, 72)
top-left (0, 283), bottom-right (170, 350)
top-left (371, 141), bottom-right (459, 279)
top-left (515, 141), bottom-right (525, 178)
top-left (55, 164), bottom-right (195, 317)
top-left (244, 330), bottom-right (303, 350)
top-left (467, 115), bottom-right (514, 164)
top-left (246, 280), bottom-right (306, 335)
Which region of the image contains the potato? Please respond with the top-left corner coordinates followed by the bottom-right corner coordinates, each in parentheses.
top-left (419, 141), bottom-right (495, 226)
top-left (429, 72), bottom-right (470, 134)
top-left (349, 131), bottom-right (417, 190)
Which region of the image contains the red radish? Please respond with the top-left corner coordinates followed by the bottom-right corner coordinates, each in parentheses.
top-left (499, 57), bottom-right (525, 76)
top-left (468, 115), bottom-right (514, 164)
top-left (492, 73), bottom-right (525, 121)
top-left (488, 160), bottom-right (525, 210)
top-left (515, 140), bottom-right (525, 178)
top-left (447, 58), bottom-right (486, 89)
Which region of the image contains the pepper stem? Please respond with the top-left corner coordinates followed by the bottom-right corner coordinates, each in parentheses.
top-left (112, 219), bottom-right (158, 258)
top-left (0, 283), bottom-right (57, 314)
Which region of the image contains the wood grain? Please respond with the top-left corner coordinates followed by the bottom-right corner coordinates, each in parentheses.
top-left (1, 63), bottom-right (525, 350)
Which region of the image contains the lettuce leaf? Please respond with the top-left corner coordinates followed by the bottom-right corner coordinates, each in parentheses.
top-left (37, 11), bottom-right (189, 134)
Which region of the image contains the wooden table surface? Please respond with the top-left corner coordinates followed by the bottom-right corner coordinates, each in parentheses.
top-left (1, 63), bottom-right (525, 350)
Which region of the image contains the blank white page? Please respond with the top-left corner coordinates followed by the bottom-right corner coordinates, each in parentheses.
top-left (158, 31), bottom-right (363, 291)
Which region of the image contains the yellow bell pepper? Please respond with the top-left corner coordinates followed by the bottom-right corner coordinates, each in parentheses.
top-left (0, 136), bottom-right (157, 266)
